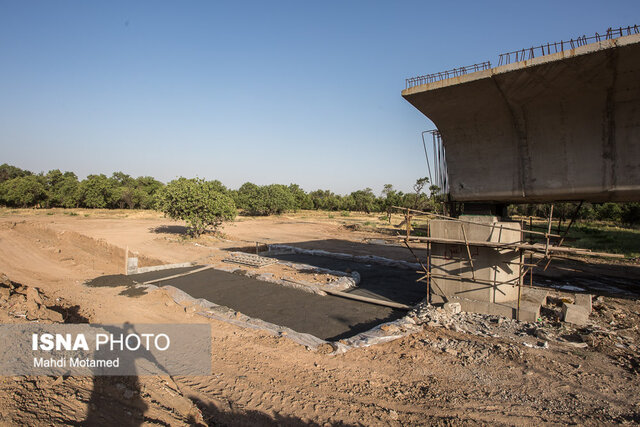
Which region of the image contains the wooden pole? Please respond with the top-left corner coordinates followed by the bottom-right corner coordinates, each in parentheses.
top-left (529, 217), bottom-right (533, 287)
top-left (460, 223), bottom-right (475, 280)
top-left (427, 221), bottom-right (431, 305)
top-left (323, 289), bottom-right (412, 310)
top-left (543, 201), bottom-right (584, 271)
top-left (545, 204), bottom-right (554, 257)
top-left (517, 221), bottom-right (524, 321)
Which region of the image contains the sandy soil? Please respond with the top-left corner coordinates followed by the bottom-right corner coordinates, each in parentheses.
top-left (0, 209), bottom-right (639, 425)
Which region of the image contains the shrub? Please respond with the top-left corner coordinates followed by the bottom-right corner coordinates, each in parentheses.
top-left (157, 178), bottom-right (236, 237)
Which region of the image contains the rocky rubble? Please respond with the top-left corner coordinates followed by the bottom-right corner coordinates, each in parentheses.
top-left (0, 273), bottom-right (63, 323)
top-left (408, 294), bottom-right (640, 375)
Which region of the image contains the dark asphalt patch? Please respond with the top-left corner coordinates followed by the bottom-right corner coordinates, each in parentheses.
top-left (264, 253), bottom-right (426, 305)
top-left (87, 266), bottom-right (406, 341)
top-left (85, 266), bottom-right (202, 297)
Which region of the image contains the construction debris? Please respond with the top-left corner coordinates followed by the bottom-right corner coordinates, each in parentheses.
top-left (0, 273), bottom-right (63, 323)
top-left (223, 252), bottom-right (277, 268)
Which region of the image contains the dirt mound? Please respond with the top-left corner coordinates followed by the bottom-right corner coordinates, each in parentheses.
top-left (0, 221), bottom-right (164, 281)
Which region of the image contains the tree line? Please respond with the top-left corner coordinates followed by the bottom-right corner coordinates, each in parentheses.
top-left (0, 163), bottom-right (438, 214)
top-left (0, 164), bottom-right (163, 209)
top-left (509, 202), bottom-right (640, 227)
top-left (1, 163), bottom-right (638, 226)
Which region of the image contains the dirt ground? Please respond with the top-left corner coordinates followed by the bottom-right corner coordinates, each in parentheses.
top-left (0, 208), bottom-right (639, 425)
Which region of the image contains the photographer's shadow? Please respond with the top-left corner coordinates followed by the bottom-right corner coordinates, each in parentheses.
top-left (84, 323), bottom-right (169, 426)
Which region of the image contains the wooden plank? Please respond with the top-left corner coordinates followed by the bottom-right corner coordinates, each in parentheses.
top-left (323, 289), bottom-right (412, 310)
top-left (142, 265), bottom-right (214, 285)
top-left (392, 236), bottom-right (625, 258)
top-left (391, 206), bottom-right (561, 238)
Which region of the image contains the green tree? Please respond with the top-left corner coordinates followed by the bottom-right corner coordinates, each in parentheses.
top-left (46, 170), bottom-right (80, 208)
top-left (0, 176), bottom-right (47, 207)
top-left (78, 174), bottom-right (116, 208)
top-left (381, 184), bottom-right (402, 220)
top-left (235, 182), bottom-right (264, 214)
top-left (595, 203), bottom-right (623, 223)
top-left (310, 189), bottom-right (342, 211)
top-left (234, 183), bottom-right (296, 216)
top-left (262, 184), bottom-right (295, 215)
top-left (157, 178), bottom-right (236, 237)
top-left (288, 184), bottom-right (313, 210)
top-left (0, 164), bottom-right (31, 184)
top-left (350, 188), bottom-right (378, 213)
top-left (109, 172), bottom-right (135, 209)
top-left (620, 203), bottom-right (640, 225)
top-left (135, 176), bottom-right (165, 209)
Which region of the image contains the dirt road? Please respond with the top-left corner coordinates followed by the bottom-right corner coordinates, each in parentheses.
top-left (0, 209), bottom-right (638, 425)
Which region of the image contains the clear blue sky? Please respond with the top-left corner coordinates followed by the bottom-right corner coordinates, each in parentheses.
top-left (1, 1), bottom-right (638, 195)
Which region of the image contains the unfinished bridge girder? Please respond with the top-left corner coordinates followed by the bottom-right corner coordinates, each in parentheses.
top-left (402, 33), bottom-right (640, 203)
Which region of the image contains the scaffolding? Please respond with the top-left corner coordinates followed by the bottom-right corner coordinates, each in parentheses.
top-left (391, 206), bottom-right (624, 320)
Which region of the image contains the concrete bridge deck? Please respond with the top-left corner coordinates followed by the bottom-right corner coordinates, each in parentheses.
top-left (403, 33), bottom-right (640, 203)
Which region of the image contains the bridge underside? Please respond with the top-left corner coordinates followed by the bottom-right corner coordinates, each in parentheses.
top-left (403, 34), bottom-right (640, 203)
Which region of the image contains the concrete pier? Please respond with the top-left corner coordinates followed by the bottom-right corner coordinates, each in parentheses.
top-left (428, 219), bottom-right (544, 320)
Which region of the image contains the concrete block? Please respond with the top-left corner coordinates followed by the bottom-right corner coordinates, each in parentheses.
top-left (562, 303), bottom-right (589, 326)
top-left (126, 257), bottom-right (139, 275)
top-left (443, 302), bottom-right (462, 314)
top-left (522, 288), bottom-right (548, 307)
top-left (574, 294), bottom-right (592, 313)
top-left (516, 303), bottom-right (540, 323)
top-left (501, 299), bottom-right (541, 322)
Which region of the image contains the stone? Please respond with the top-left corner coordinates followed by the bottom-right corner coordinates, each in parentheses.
top-left (39, 308), bottom-right (64, 323)
top-left (25, 286), bottom-right (43, 306)
top-left (380, 324), bottom-right (400, 333)
top-left (0, 273), bottom-right (11, 287)
top-left (565, 341), bottom-right (588, 349)
top-left (443, 302), bottom-right (462, 314)
top-left (574, 294), bottom-right (592, 313)
top-left (562, 303), bottom-right (589, 326)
